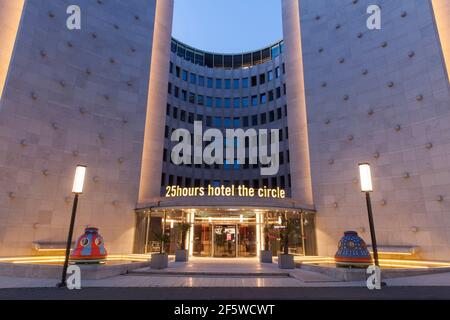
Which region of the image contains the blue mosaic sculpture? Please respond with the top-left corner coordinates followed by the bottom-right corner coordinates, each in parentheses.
top-left (335, 231), bottom-right (372, 268)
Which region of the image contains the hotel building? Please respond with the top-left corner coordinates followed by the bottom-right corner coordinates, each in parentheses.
top-left (0, 0), bottom-right (450, 261)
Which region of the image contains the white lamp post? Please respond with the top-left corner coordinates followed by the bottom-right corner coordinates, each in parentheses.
top-left (58, 165), bottom-right (86, 288)
top-left (358, 163), bottom-right (380, 267)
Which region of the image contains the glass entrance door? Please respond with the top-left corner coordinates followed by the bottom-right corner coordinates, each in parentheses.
top-left (213, 225), bottom-right (236, 258)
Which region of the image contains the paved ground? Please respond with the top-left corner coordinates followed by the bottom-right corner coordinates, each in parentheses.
top-left (1, 258), bottom-right (450, 299)
top-left (1, 286), bottom-right (450, 300)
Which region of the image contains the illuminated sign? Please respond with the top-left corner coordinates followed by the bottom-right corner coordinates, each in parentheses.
top-left (165, 185), bottom-right (286, 199)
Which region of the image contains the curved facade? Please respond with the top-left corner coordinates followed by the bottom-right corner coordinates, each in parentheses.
top-left (162, 38), bottom-right (291, 196)
top-left (1, 0), bottom-right (450, 262)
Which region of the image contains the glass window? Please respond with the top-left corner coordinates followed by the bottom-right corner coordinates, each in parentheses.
top-left (198, 95), bottom-right (204, 106)
top-left (251, 76), bottom-right (257, 87)
top-left (269, 110), bottom-right (275, 122)
top-left (268, 70), bottom-right (273, 81)
top-left (242, 97), bottom-right (249, 108)
top-left (252, 115), bottom-right (258, 126)
top-left (224, 98), bottom-right (231, 108)
top-left (207, 77), bottom-right (213, 88)
top-left (233, 117), bottom-right (240, 127)
top-left (198, 76), bottom-right (205, 87)
top-left (225, 79), bottom-right (231, 89)
top-left (168, 82), bottom-right (172, 94)
top-left (261, 113), bottom-right (267, 124)
top-left (214, 117), bottom-right (222, 127)
top-left (260, 93), bottom-right (266, 104)
top-left (190, 73), bottom-right (197, 85)
top-left (242, 78), bottom-right (249, 88)
top-left (189, 92), bottom-right (195, 104)
top-left (215, 97), bottom-right (222, 108)
top-left (206, 96), bottom-right (213, 107)
top-left (180, 110), bottom-right (186, 121)
top-left (224, 117), bottom-right (232, 128)
top-left (182, 70), bottom-right (188, 81)
top-left (188, 112), bottom-right (194, 124)
top-left (182, 90), bottom-right (187, 101)
top-left (176, 66), bottom-right (181, 78)
top-left (233, 79), bottom-right (240, 89)
top-left (251, 95), bottom-right (258, 106)
top-left (174, 86), bottom-right (179, 98)
top-left (216, 79), bottom-right (222, 89)
top-left (275, 67), bottom-right (280, 78)
top-left (206, 116), bottom-right (212, 126)
top-left (169, 62), bottom-right (173, 74)
top-left (259, 73), bottom-right (266, 85)
top-left (243, 116), bottom-right (249, 127)
top-left (233, 98), bottom-right (240, 108)
top-left (268, 90), bottom-right (274, 102)
top-left (276, 87), bottom-right (281, 99)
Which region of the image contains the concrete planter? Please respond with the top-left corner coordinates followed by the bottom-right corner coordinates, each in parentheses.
top-left (150, 253), bottom-right (168, 270)
top-left (260, 250), bottom-right (273, 263)
top-left (278, 254), bottom-right (295, 269)
top-left (175, 249), bottom-right (189, 262)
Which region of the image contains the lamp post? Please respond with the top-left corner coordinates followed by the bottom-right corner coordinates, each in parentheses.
top-left (358, 163), bottom-right (380, 267)
top-left (57, 165), bottom-right (86, 288)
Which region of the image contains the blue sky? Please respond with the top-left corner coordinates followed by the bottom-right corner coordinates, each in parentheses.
top-left (172, 0), bottom-right (283, 53)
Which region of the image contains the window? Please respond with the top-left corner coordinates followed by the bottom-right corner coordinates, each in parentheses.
top-left (268, 70), bottom-right (273, 81)
top-left (189, 92), bottom-right (195, 104)
top-left (214, 117), bottom-right (222, 127)
top-left (215, 78), bottom-right (222, 89)
top-left (164, 125), bottom-right (169, 138)
top-left (168, 82), bottom-right (172, 94)
top-left (268, 90), bottom-right (274, 102)
top-left (190, 73), bottom-right (197, 85)
top-left (224, 117), bottom-right (232, 128)
top-left (251, 76), bottom-right (257, 87)
top-left (233, 117), bottom-right (240, 127)
top-left (269, 110), bottom-right (275, 122)
top-left (169, 62), bottom-right (173, 74)
top-left (275, 67), bottom-right (280, 78)
top-left (251, 95), bottom-right (258, 106)
top-left (233, 98), bottom-right (240, 108)
top-left (277, 108), bottom-right (282, 119)
top-left (176, 66), bottom-right (180, 78)
top-left (242, 97), bottom-right (249, 108)
top-left (180, 110), bottom-right (186, 122)
top-left (252, 115), bottom-right (258, 126)
top-left (206, 96), bottom-right (213, 107)
top-left (182, 90), bottom-right (187, 101)
top-left (260, 93), bottom-right (267, 104)
top-left (207, 77), bottom-right (213, 88)
top-left (233, 79), bottom-right (239, 89)
top-left (173, 107), bottom-right (178, 119)
top-left (197, 95), bottom-right (204, 106)
top-left (166, 104), bottom-right (171, 116)
top-left (198, 76), bottom-right (205, 87)
top-left (174, 86), bottom-right (179, 98)
top-left (206, 116), bottom-right (212, 126)
top-left (182, 70), bottom-right (188, 81)
top-left (242, 78), bottom-right (249, 88)
top-left (261, 113), bottom-right (267, 125)
top-left (259, 73), bottom-right (266, 85)
top-left (276, 87), bottom-right (281, 99)
top-left (243, 116), bottom-right (249, 127)
top-left (215, 97), bottom-right (222, 108)
top-left (225, 79), bottom-right (231, 89)
top-left (224, 98), bottom-right (231, 108)
top-left (188, 112), bottom-right (194, 124)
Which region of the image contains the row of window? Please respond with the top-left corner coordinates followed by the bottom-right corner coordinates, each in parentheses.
top-left (162, 174), bottom-right (291, 190)
top-left (168, 83), bottom-right (287, 108)
top-left (169, 63), bottom-right (286, 89)
top-left (170, 38), bottom-right (284, 69)
top-left (165, 104), bottom-right (288, 127)
top-left (162, 149), bottom-right (291, 168)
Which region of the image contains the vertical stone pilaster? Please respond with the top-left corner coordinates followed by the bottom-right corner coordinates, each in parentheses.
top-left (432, 0), bottom-right (450, 80)
top-left (0, 0), bottom-right (25, 102)
top-left (138, 0), bottom-right (174, 203)
top-left (281, 0), bottom-right (314, 207)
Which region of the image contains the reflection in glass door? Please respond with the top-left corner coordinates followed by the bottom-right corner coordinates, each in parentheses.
top-left (213, 225), bottom-right (236, 257)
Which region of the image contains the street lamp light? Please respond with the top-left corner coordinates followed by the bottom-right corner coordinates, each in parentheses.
top-left (58, 165), bottom-right (86, 288)
top-left (358, 163), bottom-right (380, 267)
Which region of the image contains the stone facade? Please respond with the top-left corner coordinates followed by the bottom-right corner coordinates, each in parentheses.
top-left (0, 0), bottom-right (173, 256)
top-left (291, 0), bottom-right (450, 260)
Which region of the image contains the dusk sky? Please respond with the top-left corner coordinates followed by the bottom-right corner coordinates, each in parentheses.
top-left (172, 0), bottom-right (283, 53)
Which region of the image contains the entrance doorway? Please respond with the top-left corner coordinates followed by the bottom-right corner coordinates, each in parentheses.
top-left (213, 225), bottom-right (236, 257)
